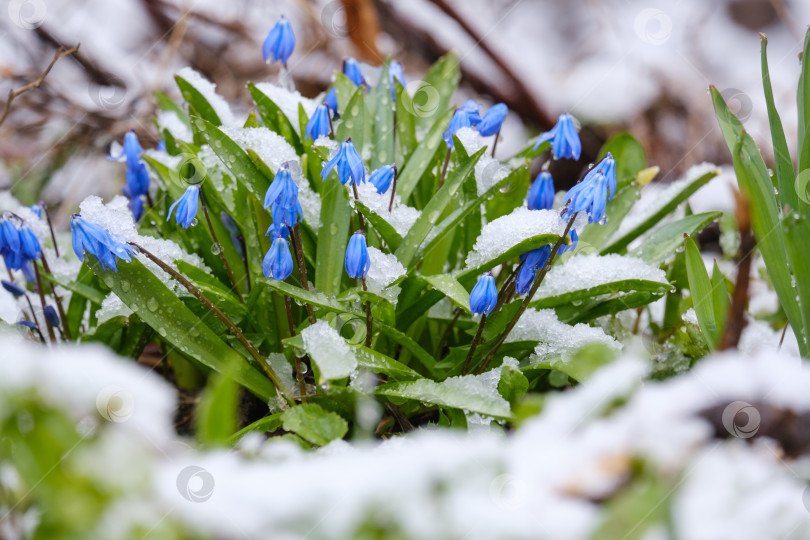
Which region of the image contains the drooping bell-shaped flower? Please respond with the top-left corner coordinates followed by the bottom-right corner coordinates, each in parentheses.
top-left (71, 215), bottom-right (136, 272)
top-left (459, 100), bottom-right (483, 126)
top-left (562, 153), bottom-right (617, 224)
top-left (1, 280), bottom-right (24, 298)
top-left (534, 113), bottom-right (581, 160)
top-left (369, 165), bottom-right (396, 194)
top-left (515, 245), bottom-right (551, 295)
top-left (125, 162), bottom-right (150, 198)
top-left (43, 305), bottom-right (60, 328)
top-left (0, 219), bottom-right (21, 258)
top-left (469, 272), bottom-right (497, 316)
top-left (477, 103), bottom-right (507, 137)
top-left (559, 229), bottom-right (579, 255)
top-left (167, 185), bottom-right (200, 229)
top-left (305, 104), bottom-right (331, 142)
top-left (324, 87), bottom-right (339, 117)
top-left (321, 138), bottom-right (366, 185)
top-left (263, 15), bottom-right (296, 65)
top-left (527, 171), bottom-right (555, 211)
top-left (129, 196), bottom-right (144, 222)
top-left (345, 231), bottom-right (370, 279)
top-left (18, 226), bottom-right (41, 262)
top-left (264, 164), bottom-right (299, 209)
top-left (443, 108), bottom-right (472, 149)
top-left (271, 200), bottom-right (303, 231)
top-left (343, 57), bottom-right (367, 88)
top-left (265, 224), bottom-right (290, 240)
top-left (263, 233), bottom-right (294, 281)
top-left (109, 130), bottom-right (143, 169)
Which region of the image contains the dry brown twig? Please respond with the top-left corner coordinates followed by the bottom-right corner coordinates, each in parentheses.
top-left (0, 44), bottom-right (80, 128)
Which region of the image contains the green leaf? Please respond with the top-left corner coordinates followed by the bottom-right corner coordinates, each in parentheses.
top-left (498, 363), bottom-right (529, 406)
top-left (394, 79), bottom-right (417, 161)
top-left (247, 83), bottom-right (304, 154)
top-left (422, 274), bottom-right (471, 313)
top-left (230, 413), bottom-right (282, 442)
top-left (371, 62), bottom-right (395, 169)
top-left (396, 146), bottom-right (485, 267)
top-left (175, 74), bottom-right (222, 126)
top-left (456, 232), bottom-right (563, 285)
top-left (761, 34), bottom-right (799, 212)
top-left (87, 257), bottom-right (277, 401)
top-left (355, 200), bottom-right (402, 250)
top-left (684, 235), bottom-right (719, 349)
top-left (413, 52), bottom-right (460, 131)
top-left (353, 346), bottom-right (421, 381)
top-left (598, 132), bottom-right (647, 183)
top-left (628, 212), bottom-right (723, 265)
top-left (280, 403), bottom-right (348, 446)
top-left (396, 108), bottom-right (455, 202)
top-left (377, 376), bottom-right (510, 419)
top-left (530, 278), bottom-right (670, 310)
top-left (260, 278), bottom-right (363, 317)
top-left (798, 29), bottom-right (810, 188)
top-left (530, 343), bottom-right (619, 382)
top-left (603, 168), bottom-right (718, 254)
top-left (782, 213), bottom-right (810, 352)
top-left (196, 365), bottom-right (240, 446)
top-left (315, 180), bottom-right (351, 295)
top-left (711, 261), bottom-right (730, 340)
top-left (335, 86), bottom-right (366, 150)
top-left (578, 183), bottom-right (639, 252)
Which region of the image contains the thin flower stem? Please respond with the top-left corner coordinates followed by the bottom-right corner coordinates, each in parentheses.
top-left (32, 264), bottom-right (55, 342)
top-left (388, 166), bottom-right (398, 213)
top-left (39, 256), bottom-right (72, 340)
top-left (462, 313), bottom-right (487, 375)
top-left (437, 148), bottom-right (451, 191)
top-left (198, 189), bottom-right (244, 302)
top-left (242, 250), bottom-right (251, 294)
top-left (133, 242), bottom-right (293, 406)
top-left (41, 202), bottom-right (59, 257)
top-left (21, 294), bottom-right (45, 343)
top-left (291, 223), bottom-right (316, 324)
top-left (491, 131), bottom-right (500, 158)
top-left (361, 278), bottom-right (372, 347)
top-left (328, 114), bottom-right (335, 138)
top-left (476, 212), bottom-right (578, 374)
top-left (493, 267), bottom-right (518, 314)
top-left (145, 191), bottom-right (155, 209)
top-left (284, 294), bottom-right (307, 400)
top-left (350, 182), bottom-right (367, 233)
top-left (436, 307), bottom-right (463, 357)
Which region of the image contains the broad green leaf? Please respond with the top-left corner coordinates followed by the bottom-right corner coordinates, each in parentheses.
top-left (332, 73), bottom-right (359, 118)
top-left (43, 271), bottom-right (106, 305)
top-left (396, 146), bottom-right (486, 267)
top-left (230, 413), bottom-right (282, 442)
top-left (397, 108), bottom-right (455, 202)
top-left (498, 364), bottom-right (529, 406)
top-left (371, 63), bottom-right (395, 169)
top-left (578, 183), bottom-right (639, 252)
top-left (281, 403), bottom-right (348, 446)
top-left (315, 179), bottom-right (351, 294)
top-left (603, 169), bottom-right (718, 254)
top-left (247, 83), bottom-right (304, 154)
top-left (530, 343), bottom-right (619, 382)
top-left (355, 200), bottom-right (403, 250)
top-left (456, 233), bottom-right (563, 285)
top-left (260, 278), bottom-right (363, 317)
top-left (530, 279), bottom-right (670, 310)
top-left (422, 274), bottom-right (471, 313)
top-left (561, 291), bottom-right (666, 324)
top-left (196, 366), bottom-right (240, 446)
top-left (414, 52), bottom-right (460, 131)
top-left (353, 346), bottom-right (421, 381)
top-left (598, 132), bottom-right (647, 184)
top-left (394, 79), bottom-right (417, 161)
top-left (377, 376), bottom-right (510, 419)
top-left (335, 86), bottom-right (366, 150)
top-left (87, 257), bottom-right (277, 401)
top-left (628, 211), bottom-right (722, 265)
top-left (175, 74), bottom-right (222, 126)
top-left (684, 235), bottom-right (719, 349)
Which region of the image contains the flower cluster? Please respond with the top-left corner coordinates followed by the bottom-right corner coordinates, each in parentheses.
top-left (110, 131), bottom-right (152, 221)
top-left (70, 214), bottom-right (136, 272)
top-left (443, 100), bottom-right (508, 149)
top-left (0, 215), bottom-right (41, 272)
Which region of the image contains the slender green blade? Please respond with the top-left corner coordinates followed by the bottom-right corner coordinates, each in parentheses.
top-left (397, 108), bottom-right (455, 202)
top-left (710, 261), bottom-right (730, 340)
top-left (422, 274), bottom-right (471, 313)
top-left (335, 86), bottom-right (366, 150)
top-left (684, 235), bottom-right (719, 349)
top-left (315, 180), bottom-right (351, 294)
top-left (355, 200), bottom-right (403, 251)
top-left (175, 75), bottom-right (222, 126)
top-left (414, 52), bottom-right (460, 131)
top-left (394, 79), bottom-right (417, 161)
top-left (628, 212), bottom-right (722, 266)
top-left (782, 213), bottom-right (810, 354)
top-left (530, 279), bottom-right (670, 310)
top-left (376, 377), bottom-right (510, 419)
top-left (371, 63), bottom-right (395, 169)
top-left (798, 29), bottom-right (810, 183)
top-left (247, 83), bottom-right (303, 154)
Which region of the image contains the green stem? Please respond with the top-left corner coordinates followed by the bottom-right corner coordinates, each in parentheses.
top-left (291, 223), bottom-right (316, 324)
top-left (198, 188), bottom-right (244, 302)
top-left (462, 313), bottom-right (486, 375)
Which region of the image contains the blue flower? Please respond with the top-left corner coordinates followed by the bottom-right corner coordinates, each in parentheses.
top-left (534, 113), bottom-right (581, 160)
top-left (71, 215), bottom-right (136, 272)
top-left (559, 229), bottom-right (579, 255)
top-left (21, 261), bottom-right (35, 283)
top-left (469, 272), bottom-right (497, 316)
top-left (167, 185), bottom-right (200, 229)
top-left (345, 231), bottom-right (370, 279)
top-left (125, 161), bottom-right (150, 198)
top-left (321, 138), bottom-right (365, 185)
top-left (443, 108), bottom-right (472, 149)
top-left (527, 171), bottom-right (555, 211)
top-left (109, 130), bottom-right (143, 169)
top-left (157, 139), bottom-right (167, 152)
top-left (0, 219), bottom-right (20, 256)
top-left (1, 280), bottom-right (24, 297)
top-left (562, 153), bottom-right (617, 224)
top-left (343, 57), bottom-right (367, 88)
top-left (43, 305), bottom-right (60, 328)
top-left (324, 87), bottom-right (339, 117)
top-left (369, 165), bottom-right (396, 194)
top-left (305, 104), bottom-right (331, 142)
top-left (263, 234), bottom-right (293, 280)
top-left (263, 15), bottom-right (295, 65)
top-left (30, 203), bottom-right (43, 218)
top-left (271, 200), bottom-right (303, 231)
top-left (459, 100), bottom-right (482, 126)
top-left (265, 224), bottom-right (290, 240)
top-left (18, 226), bottom-right (41, 261)
top-left (129, 196), bottom-right (144, 221)
top-left (388, 61), bottom-right (405, 101)
top-left (264, 164), bottom-right (299, 209)
top-left (477, 103), bottom-right (507, 136)
top-left (515, 245), bottom-right (551, 295)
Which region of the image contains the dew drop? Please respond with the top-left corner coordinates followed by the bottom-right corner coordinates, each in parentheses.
top-left (189, 328), bottom-right (200, 338)
top-left (330, 223), bottom-right (338, 235)
top-left (147, 297), bottom-right (159, 312)
top-left (211, 244), bottom-right (222, 255)
top-left (120, 280), bottom-right (131, 292)
top-left (191, 218), bottom-right (199, 226)
top-left (351, 106), bottom-right (360, 116)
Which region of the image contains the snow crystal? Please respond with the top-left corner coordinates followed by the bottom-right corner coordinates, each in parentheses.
top-left (176, 67), bottom-right (236, 126)
top-left (464, 208), bottom-right (568, 269)
top-left (452, 127), bottom-right (511, 195)
top-left (219, 127), bottom-right (298, 173)
top-left (682, 307), bottom-right (699, 326)
top-left (365, 247), bottom-right (406, 304)
top-left (300, 320), bottom-right (357, 382)
top-left (156, 110), bottom-right (192, 142)
top-left (534, 253), bottom-right (668, 299)
top-left (616, 162), bottom-right (720, 238)
top-left (253, 82), bottom-right (319, 127)
top-left (143, 148), bottom-right (182, 170)
top-left (96, 293), bottom-right (134, 323)
top-left (314, 135), bottom-right (338, 153)
top-left (354, 181), bottom-right (420, 237)
top-left (507, 308), bottom-right (620, 363)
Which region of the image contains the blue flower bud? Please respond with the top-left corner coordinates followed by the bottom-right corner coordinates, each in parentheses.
top-left (305, 104), bottom-right (331, 142)
top-left (0, 219), bottom-right (21, 256)
top-left (1, 280), bottom-right (25, 297)
top-left (562, 153), bottom-right (617, 224)
top-left (263, 15), bottom-right (296, 65)
top-left (30, 203), bottom-right (43, 218)
top-left (459, 100), bottom-right (483, 126)
top-left (109, 130), bottom-right (143, 169)
top-left (534, 113), bottom-right (581, 160)
top-left (477, 103), bottom-right (507, 136)
top-left (369, 165), bottom-right (396, 194)
top-left (17, 320), bottom-right (37, 330)
top-left (469, 272), bottom-right (497, 316)
top-left (71, 215), bottom-right (137, 272)
top-left (343, 57), bottom-right (367, 88)
top-left (559, 229), bottom-right (579, 255)
top-left (527, 171), bottom-right (555, 211)
top-left (125, 161), bottom-right (150, 198)
top-left (344, 231), bottom-right (370, 279)
top-left (321, 138), bottom-right (366, 185)
top-left (263, 234), bottom-right (293, 281)
top-left (43, 305), bottom-right (60, 328)
top-left (443, 109), bottom-right (472, 149)
top-left (129, 196), bottom-right (144, 221)
top-left (264, 163), bottom-right (299, 209)
top-left (324, 87), bottom-right (339, 117)
top-left (167, 185), bottom-right (200, 229)
top-left (271, 200), bottom-right (303, 231)
top-left (19, 226), bottom-right (41, 261)
top-left (515, 246), bottom-right (551, 295)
